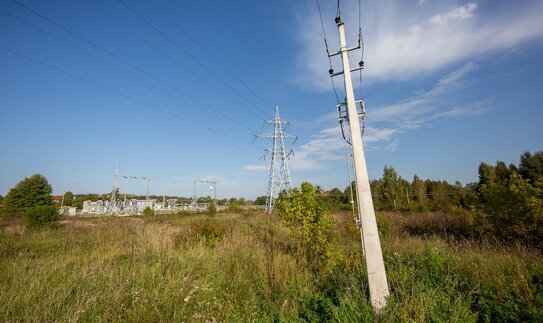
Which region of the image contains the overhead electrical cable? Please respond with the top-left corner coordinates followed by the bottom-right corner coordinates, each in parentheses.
top-left (149, 0), bottom-right (273, 109)
top-left (0, 44), bottom-right (256, 146)
top-left (315, 0), bottom-right (340, 104)
top-left (151, 141), bottom-right (256, 178)
top-left (115, 0), bottom-right (270, 119)
top-left (82, 0), bottom-right (266, 122)
top-left (358, 0), bottom-right (366, 136)
top-left (9, 0), bottom-right (262, 137)
top-left (0, 8), bottom-right (259, 137)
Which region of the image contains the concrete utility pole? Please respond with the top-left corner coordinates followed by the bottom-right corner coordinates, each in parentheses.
top-left (329, 16), bottom-right (390, 309)
top-left (110, 160), bottom-right (119, 211)
top-left (193, 180), bottom-right (198, 207)
top-left (256, 105), bottom-right (297, 213)
top-left (60, 167), bottom-right (69, 208)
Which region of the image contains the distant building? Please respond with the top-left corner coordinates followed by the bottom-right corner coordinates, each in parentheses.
top-left (82, 200), bottom-right (104, 214)
top-left (60, 206), bottom-right (77, 216)
top-left (52, 195), bottom-right (63, 204)
top-left (82, 199), bottom-right (158, 215)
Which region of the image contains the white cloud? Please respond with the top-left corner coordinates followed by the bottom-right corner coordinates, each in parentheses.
top-left (433, 62), bottom-right (477, 91)
top-left (363, 127), bottom-right (398, 143)
top-left (295, 0), bottom-right (543, 89)
top-left (289, 124), bottom-right (398, 171)
top-left (289, 151), bottom-right (326, 171)
top-left (369, 62), bottom-right (480, 123)
top-left (431, 100), bottom-right (491, 119)
top-left (290, 61), bottom-right (490, 170)
top-left (430, 3), bottom-right (477, 25)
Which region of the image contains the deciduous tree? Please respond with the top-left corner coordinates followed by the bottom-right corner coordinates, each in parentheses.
top-left (275, 182), bottom-right (339, 270)
top-left (4, 174), bottom-right (53, 212)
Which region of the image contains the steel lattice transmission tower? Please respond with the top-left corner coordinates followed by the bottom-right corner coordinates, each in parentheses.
top-left (256, 105), bottom-right (297, 213)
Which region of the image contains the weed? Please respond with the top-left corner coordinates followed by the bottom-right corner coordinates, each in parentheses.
top-left (0, 211), bottom-right (541, 321)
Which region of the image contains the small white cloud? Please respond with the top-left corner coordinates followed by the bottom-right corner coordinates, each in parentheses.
top-left (385, 139), bottom-right (399, 152)
top-left (363, 127), bottom-right (398, 143)
top-left (289, 122), bottom-right (399, 171)
top-left (434, 62), bottom-right (477, 90)
top-left (431, 100), bottom-right (492, 119)
top-left (430, 3), bottom-right (477, 25)
top-left (289, 151), bottom-right (327, 171)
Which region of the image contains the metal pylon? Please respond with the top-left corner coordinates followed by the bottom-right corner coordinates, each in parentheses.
top-left (256, 105), bottom-right (297, 213)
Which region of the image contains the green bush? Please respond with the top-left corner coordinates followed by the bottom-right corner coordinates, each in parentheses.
top-left (275, 182), bottom-right (339, 271)
top-left (207, 203), bottom-right (217, 216)
top-left (25, 205), bottom-right (60, 228)
top-left (143, 207), bottom-right (155, 216)
top-left (228, 201), bottom-right (241, 213)
top-left (174, 219), bottom-right (231, 248)
top-left (4, 174), bottom-right (53, 213)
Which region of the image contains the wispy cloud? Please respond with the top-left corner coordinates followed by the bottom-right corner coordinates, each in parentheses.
top-left (370, 62), bottom-right (479, 123)
top-left (289, 125), bottom-right (399, 171)
top-left (295, 0), bottom-right (543, 89)
top-left (290, 61), bottom-right (489, 170)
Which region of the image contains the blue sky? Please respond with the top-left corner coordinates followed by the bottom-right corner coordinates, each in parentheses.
top-left (1, 0), bottom-right (542, 199)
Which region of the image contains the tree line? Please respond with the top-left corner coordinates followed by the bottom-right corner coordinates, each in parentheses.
top-left (317, 151), bottom-right (543, 247)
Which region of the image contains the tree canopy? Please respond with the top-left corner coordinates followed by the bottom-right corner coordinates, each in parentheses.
top-left (4, 174), bottom-right (53, 212)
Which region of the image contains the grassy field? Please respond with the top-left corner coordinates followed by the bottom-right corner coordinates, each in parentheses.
top-left (1, 211), bottom-right (542, 322)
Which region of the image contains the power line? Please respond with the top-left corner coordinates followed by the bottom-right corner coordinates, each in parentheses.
top-left (315, 0), bottom-right (341, 103)
top-left (9, 0), bottom-right (260, 134)
top-left (150, 141), bottom-right (257, 178)
top-left (0, 44), bottom-right (251, 145)
top-left (115, 0), bottom-right (270, 119)
top-left (82, 0), bottom-right (267, 122)
top-left (0, 7), bottom-right (258, 137)
top-left (150, 0), bottom-right (273, 109)
top-left (357, 0), bottom-right (365, 134)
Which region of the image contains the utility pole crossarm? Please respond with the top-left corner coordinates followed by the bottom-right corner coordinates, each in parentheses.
top-left (328, 44), bottom-right (361, 57)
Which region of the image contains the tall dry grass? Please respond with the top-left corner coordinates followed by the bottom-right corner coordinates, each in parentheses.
top-left (0, 211), bottom-right (541, 321)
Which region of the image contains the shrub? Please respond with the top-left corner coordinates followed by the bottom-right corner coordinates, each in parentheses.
top-left (4, 174), bottom-right (53, 213)
top-left (207, 203), bottom-right (217, 216)
top-left (275, 182), bottom-right (340, 271)
top-left (25, 205), bottom-right (60, 228)
top-left (228, 201), bottom-right (241, 213)
top-left (143, 207), bottom-right (155, 216)
top-left (173, 219), bottom-right (231, 248)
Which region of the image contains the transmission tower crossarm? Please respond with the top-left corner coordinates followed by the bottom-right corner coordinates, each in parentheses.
top-left (281, 133), bottom-right (297, 140)
top-left (255, 133), bottom-right (275, 139)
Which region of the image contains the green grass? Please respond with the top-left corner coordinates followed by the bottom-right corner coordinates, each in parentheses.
top-left (0, 212), bottom-right (542, 322)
